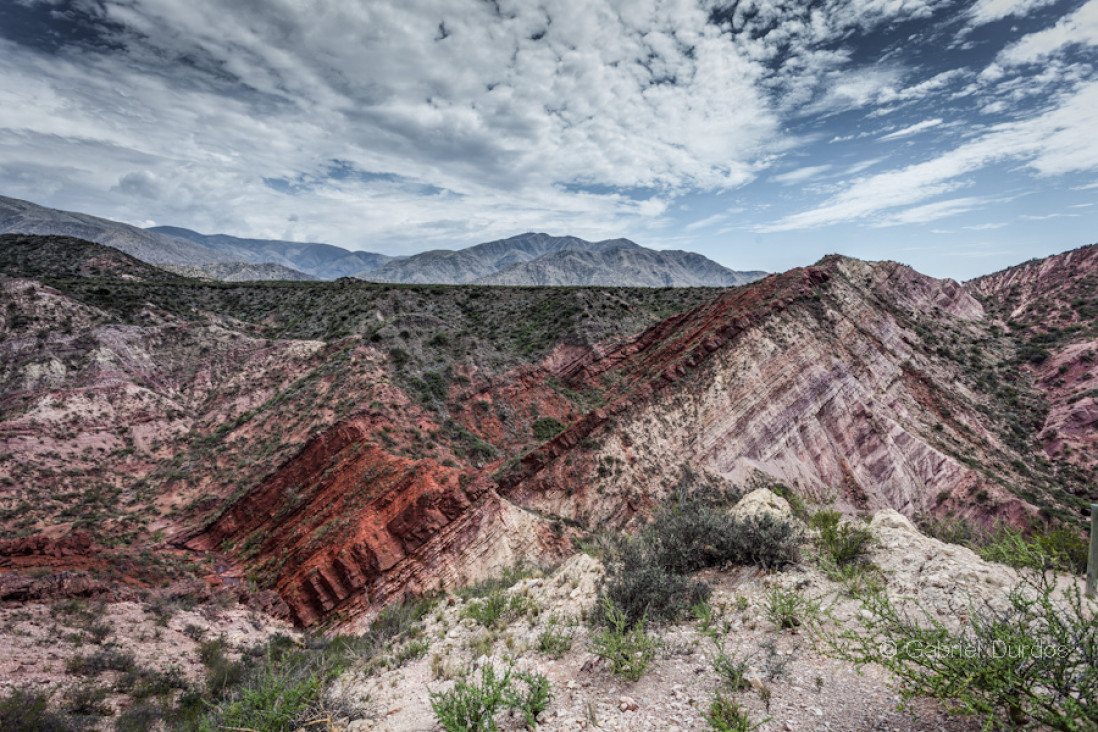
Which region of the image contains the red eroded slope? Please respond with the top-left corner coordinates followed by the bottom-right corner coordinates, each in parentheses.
top-left (186, 416), bottom-right (488, 625)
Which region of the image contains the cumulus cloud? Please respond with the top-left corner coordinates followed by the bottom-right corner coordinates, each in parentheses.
top-left (0, 0), bottom-right (1093, 255)
top-left (0, 1), bottom-right (783, 239)
top-left (998, 0), bottom-right (1098, 65)
top-left (967, 0), bottom-right (1059, 26)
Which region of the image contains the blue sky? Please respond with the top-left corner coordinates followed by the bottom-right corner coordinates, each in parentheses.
top-left (1, 0), bottom-right (1097, 280)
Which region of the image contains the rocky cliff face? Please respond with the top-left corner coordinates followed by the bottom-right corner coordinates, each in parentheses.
top-left (967, 243), bottom-right (1098, 495)
top-left (2, 235), bottom-right (1090, 628)
top-left (497, 257), bottom-right (1042, 531)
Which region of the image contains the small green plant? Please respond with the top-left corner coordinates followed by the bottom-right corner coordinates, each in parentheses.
top-left (393, 638), bottom-right (430, 666)
top-left (811, 510), bottom-right (873, 567)
top-left (704, 691), bottom-right (765, 731)
top-left (511, 670), bottom-right (552, 727)
top-left (692, 601), bottom-right (720, 639)
top-left (588, 598), bottom-right (659, 681)
top-left (461, 591), bottom-right (534, 629)
top-left (764, 586), bottom-right (820, 630)
top-left (536, 617), bottom-right (574, 659)
top-left (429, 662), bottom-right (552, 732)
top-left (770, 483), bottom-right (808, 520)
top-left (713, 648), bottom-right (751, 691)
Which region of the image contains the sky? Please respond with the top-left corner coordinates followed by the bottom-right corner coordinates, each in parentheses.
top-left (1, 0), bottom-right (1097, 280)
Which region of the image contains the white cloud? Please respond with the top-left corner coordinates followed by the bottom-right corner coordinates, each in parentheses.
top-left (771, 164), bottom-right (832, 185)
top-left (963, 222), bottom-right (1009, 230)
top-left (879, 118), bottom-right (944, 141)
top-left (999, 0), bottom-right (1098, 65)
top-left (684, 213), bottom-right (728, 231)
top-left (0, 0), bottom-right (1091, 258)
top-left (1019, 212), bottom-right (1081, 219)
top-left (873, 196), bottom-right (990, 226)
top-left (759, 79), bottom-right (1098, 232)
top-left (0, 0), bottom-right (785, 249)
top-left (968, 0), bottom-right (1058, 26)
top-left (842, 158), bottom-right (884, 175)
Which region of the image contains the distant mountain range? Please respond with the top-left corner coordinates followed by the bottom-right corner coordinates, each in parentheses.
top-left (0, 194), bottom-right (765, 287)
top-left (474, 246), bottom-right (764, 287)
top-left (149, 226), bottom-right (395, 280)
top-left (0, 195), bottom-right (234, 266)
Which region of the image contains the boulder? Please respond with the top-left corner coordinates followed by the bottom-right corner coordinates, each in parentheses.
top-left (731, 488), bottom-right (792, 522)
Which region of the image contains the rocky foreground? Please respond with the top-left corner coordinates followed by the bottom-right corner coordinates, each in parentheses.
top-left (2, 490), bottom-right (1089, 731)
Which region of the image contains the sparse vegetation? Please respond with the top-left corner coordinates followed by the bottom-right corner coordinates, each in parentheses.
top-left (536, 616), bottom-right (574, 658)
top-left (461, 591), bottom-right (535, 629)
top-left (588, 598), bottom-right (659, 681)
top-left (833, 572), bottom-right (1098, 730)
top-left (919, 515), bottom-right (1088, 574)
top-left (704, 691), bottom-right (765, 732)
top-left (532, 417), bottom-right (566, 440)
top-left (811, 509), bottom-right (874, 569)
top-left (429, 661), bottom-right (551, 731)
top-left (764, 585), bottom-right (824, 631)
top-left (596, 485), bottom-right (801, 626)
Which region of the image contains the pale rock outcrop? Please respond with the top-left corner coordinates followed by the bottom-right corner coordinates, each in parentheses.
top-left (730, 488), bottom-right (792, 522)
top-left (868, 509), bottom-right (1016, 620)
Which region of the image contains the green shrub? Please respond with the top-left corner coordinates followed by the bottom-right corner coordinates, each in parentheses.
top-left (117, 665), bottom-right (189, 700)
top-left (461, 591), bottom-right (534, 629)
top-left (811, 510), bottom-right (873, 567)
top-left (764, 587), bottom-right (821, 630)
top-left (770, 483), bottom-right (808, 520)
top-left (729, 513), bottom-right (802, 569)
top-left (0, 689), bottom-right (73, 732)
top-left (370, 595), bottom-right (438, 642)
top-left (537, 617), bottom-right (574, 659)
top-left (211, 657), bottom-right (323, 732)
top-left (596, 538), bottom-right (711, 626)
top-left (62, 683), bottom-right (111, 716)
top-left (588, 598), bottom-right (659, 681)
top-left (644, 485), bottom-right (799, 574)
top-left (115, 701), bottom-right (174, 732)
top-left (713, 649), bottom-right (751, 691)
top-left (922, 515), bottom-right (1088, 575)
top-left (832, 572), bottom-right (1098, 730)
top-left (705, 691), bottom-right (765, 731)
top-left (66, 646), bottom-right (136, 675)
top-left (532, 417), bottom-right (566, 440)
top-left (429, 662), bottom-right (551, 732)
top-left (978, 522), bottom-right (1088, 574)
top-left (198, 637), bottom-right (245, 697)
top-left (511, 670), bottom-right (552, 727)
top-left (596, 489), bottom-right (800, 628)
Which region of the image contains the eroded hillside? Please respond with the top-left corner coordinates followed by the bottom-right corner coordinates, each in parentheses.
top-left (2, 235), bottom-right (1092, 628)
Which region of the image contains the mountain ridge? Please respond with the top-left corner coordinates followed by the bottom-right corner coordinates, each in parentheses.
top-left (357, 231), bottom-right (763, 287)
top-left (1, 195), bottom-right (765, 287)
